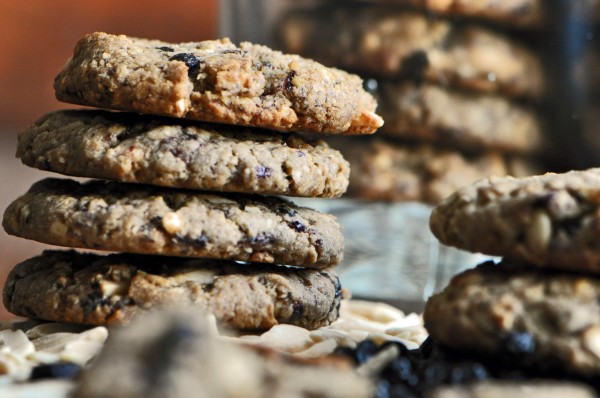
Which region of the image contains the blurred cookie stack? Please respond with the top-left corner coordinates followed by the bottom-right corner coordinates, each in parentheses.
top-left (277, 0), bottom-right (544, 204)
top-left (425, 169), bottom-right (600, 385)
top-left (1, 32), bottom-right (383, 331)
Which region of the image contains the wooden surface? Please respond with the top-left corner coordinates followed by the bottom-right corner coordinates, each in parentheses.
top-left (0, 0), bottom-right (218, 319)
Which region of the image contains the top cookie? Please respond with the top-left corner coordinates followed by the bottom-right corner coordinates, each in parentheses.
top-left (278, 5), bottom-right (543, 98)
top-left (430, 169), bottom-right (600, 272)
top-left (54, 32), bottom-right (383, 135)
top-left (17, 110), bottom-right (350, 198)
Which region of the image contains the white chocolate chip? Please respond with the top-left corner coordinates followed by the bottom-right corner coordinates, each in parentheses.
top-left (175, 98), bottom-right (186, 114)
top-left (49, 221), bottom-right (68, 238)
top-left (99, 280), bottom-right (129, 297)
top-left (526, 210), bottom-right (552, 253)
top-left (162, 212), bottom-right (183, 235)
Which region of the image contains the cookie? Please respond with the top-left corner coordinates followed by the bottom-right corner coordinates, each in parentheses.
top-left (72, 307), bottom-right (372, 398)
top-left (424, 260), bottom-right (600, 377)
top-left (4, 250), bottom-right (343, 330)
top-left (54, 32), bottom-right (383, 135)
top-left (334, 137), bottom-right (514, 204)
top-left (17, 110), bottom-right (350, 198)
top-left (378, 82), bottom-right (543, 153)
top-left (430, 168), bottom-right (600, 272)
top-left (2, 178), bottom-right (344, 268)
top-left (278, 6), bottom-right (543, 98)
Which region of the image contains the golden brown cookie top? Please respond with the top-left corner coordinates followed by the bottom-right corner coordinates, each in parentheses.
top-left (54, 32), bottom-right (383, 135)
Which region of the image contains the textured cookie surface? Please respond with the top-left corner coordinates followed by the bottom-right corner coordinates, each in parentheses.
top-left (333, 137), bottom-right (537, 204)
top-left (278, 6), bottom-right (543, 98)
top-left (431, 169), bottom-right (600, 272)
top-left (385, 0), bottom-right (543, 27)
top-left (425, 260), bottom-right (600, 377)
top-left (72, 307), bottom-right (371, 398)
top-left (3, 178), bottom-right (344, 268)
top-left (378, 82), bottom-right (543, 153)
top-left (17, 110), bottom-right (350, 198)
top-left (3, 250), bottom-right (342, 330)
top-left (54, 32), bottom-right (383, 135)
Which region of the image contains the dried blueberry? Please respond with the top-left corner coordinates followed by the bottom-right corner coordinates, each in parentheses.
top-left (288, 220), bottom-right (306, 232)
top-left (421, 361), bottom-right (450, 387)
top-left (30, 363), bottom-right (81, 380)
top-left (356, 339), bottom-right (379, 365)
top-left (284, 70), bottom-right (296, 91)
top-left (276, 205), bottom-right (298, 217)
top-left (449, 362), bottom-right (489, 384)
top-left (256, 165), bottom-right (272, 178)
top-left (251, 232), bottom-right (274, 246)
top-left (176, 235), bottom-right (209, 249)
top-left (383, 356), bottom-right (418, 386)
top-left (504, 331), bottom-right (536, 356)
top-left (374, 379), bottom-right (391, 398)
top-left (156, 46), bottom-right (174, 52)
top-left (169, 53), bottom-right (202, 78)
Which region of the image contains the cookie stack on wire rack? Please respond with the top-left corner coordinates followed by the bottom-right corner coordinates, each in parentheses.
top-left (276, 1), bottom-right (545, 204)
top-left (1, 32), bottom-right (383, 331)
top-left (425, 169), bottom-right (600, 384)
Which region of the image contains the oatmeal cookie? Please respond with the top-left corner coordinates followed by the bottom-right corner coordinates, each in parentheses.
top-left (3, 178), bottom-right (344, 268)
top-left (430, 168), bottom-right (600, 272)
top-left (3, 250), bottom-right (342, 330)
top-left (54, 32), bottom-right (383, 135)
top-left (335, 137), bottom-right (513, 204)
top-left (17, 110), bottom-right (350, 198)
top-left (278, 6), bottom-right (543, 98)
top-left (378, 82), bottom-right (543, 153)
top-left (425, 260), bottom-right (600, 377)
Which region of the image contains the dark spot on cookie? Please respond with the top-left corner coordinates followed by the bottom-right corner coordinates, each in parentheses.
top-left (315, 238), bottom-right (323, 248)
top-left (532, 194), bottom-right (554, 208)
top-left (256, 165), bottom-right (272, 178)
top-left (288, 220), bottom-right (306, 232)
top-left (276, 205), bottom-right (298, 217)
top-left (221, 49), bottom-right (242, 54)
top-left (284, 70), bottom-right (296, 91)
top-left (30, 363), bottom-right (81, 380)
top-left (400, 51), bottom-right (430, 82)
top-left (288, 301), bottom-right (304, 323)
top-left (82, 290), bottom-right (109, 316)
top-left (116, 125), bottom-right (151, 141)
top-left (298, 151), bottom-right (305, 157)
top-left (559, 217), bottom-right (581, 236)
top-left (169, 53), bottom-right (202, 78)
top-left (156, 46), bottom-right (175, 52)
top-left (502, 331), bottom-right (536, 361)
top-left (181, 128), bottom-right (199, 140)
top-left (251, 232), bottom-right (274, 246)
top-left (176, 235), bottom-right (209, 250)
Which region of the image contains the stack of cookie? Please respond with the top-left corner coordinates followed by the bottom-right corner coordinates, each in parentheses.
top-left (277, 1), bottom-right (544, 203)
top-left (425, 169), bottom-right (600, 382)
top-left (1, 32), bottom-right (383, 331)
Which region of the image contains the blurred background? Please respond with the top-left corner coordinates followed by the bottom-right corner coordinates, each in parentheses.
top-left (0, 0), bottom-right (218, 318)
